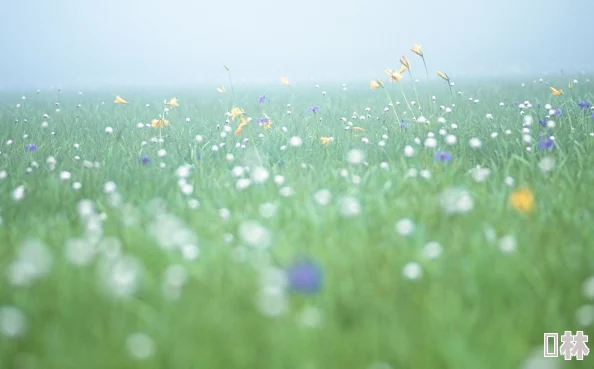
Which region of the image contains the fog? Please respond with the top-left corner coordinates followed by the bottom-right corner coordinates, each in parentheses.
top-left (1, 0), bottom-right (593, 88)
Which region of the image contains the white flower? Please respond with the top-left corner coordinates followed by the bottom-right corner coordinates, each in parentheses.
top-left (12, 185), bottom-right (25, 201)
top-left (59, 171), bottom-right (71, 181)
top-left (469, 137), bottom-right (482, 148)
top-left (105, 127), bottom-right (113, 134)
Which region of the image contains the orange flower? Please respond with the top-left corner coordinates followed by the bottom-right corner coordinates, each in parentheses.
top-left (320, 136), bottom-right (333, 145)
top-left (235, 116), bottom-right (249, 136)
top-left (114, 95), bottom-right (128, 104)
top-left (550, 87), bottom-right (563, 96)
top-left (411, 44), bottom-right (423, 56)
top-left (508, 188), bottom-right (535, 213)
top-left (151, 115), bottom-right (169, 128)
top-left (385, 69), bottom-right (403, 82)
top-left (167, 97), bottom-right (179, 108)
top-left (437, 71), bottom-right (449, 81)
top-left (369, 79), bottom-right (383, 89)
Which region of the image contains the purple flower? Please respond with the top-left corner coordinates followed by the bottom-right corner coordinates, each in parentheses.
top-left (578, 101), bottom-right (592, 110)
top-left (538, 137), bottom-right (555, 150)
top-left (25, 144), bottom-right (37, 152)
top-left (306, 106), bottom-right (319, 113)
top-left (258, 95), bottom-right (270, 104)
top-left (400, 120), bottom-right (409, 128)
top-left (287, 260), bottom-right (323, 294)
top-left (196, 153), bottom-right (201, 160)
top-left (539, 119), bottom-right (547, 127)
top-left (434, 151), bottom-right (452, 162)
top-left (537, 103), bottom-right (541, 109)
top-left (138, 155), bottom-right (151, 164)
top-left (256, 117), bottom-right (270, 125)
top-left (555, 108), bottom-right (562, 117)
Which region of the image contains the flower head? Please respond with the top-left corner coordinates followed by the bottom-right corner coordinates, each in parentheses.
top-left (231, 107), bottom-right (245, 120)
top-left (114, 95), bottom-right (128, 104)
top-left (281, 77), bottom-right (289, 86)
top-left (400, 55), bottom-right (410, 71)
top-left (138, 155), bottom-right (151, 165)
top-left (578, 101), bottom-right (592, 110)
top-left (256, 115), bottom-right (272, 130)
top-left (369, 79), bottom-right (383, 89)
top-left (320, 136), bottom-right (333, 145)
top-left (555, 108), bottom-right (562, 117)
top-left (437, 71), bottom-right (449, 81)
top-left (411, 44), bottom-right (423, 56)
top-left (235, 116), bottom-right (249, 136)
top-left (286, 259), bottom-right (323, 294)
top-left (508, 188), bottom-right (535, 214)
top-left (166, 97), bottom-right (179, 108)
top-left (538, 136), bottom-right (555, 150)
top-left (385, 69), bottom-right (403, 82)
top-left (217, 85), bottom-right (226, 94)
top-left (257, 95), bottom-right (270, 104)
top-left (151, 115), bottom-right (169, 128)
top-left (400, 120), bottom-right (410, 128)
top-left (25, 143), bottom-right (37, 152)
top-left (539, 119), bottom-right (547, 127)
top-left (550, 87), bottom-right (563, 96)
top-left (307, 106), bottom-right (320, 113)
top-left (434, 151), bottom-right (452, 162)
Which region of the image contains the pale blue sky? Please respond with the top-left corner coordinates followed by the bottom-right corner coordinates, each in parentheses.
top-left (1, 0), bottom-right (592, 88)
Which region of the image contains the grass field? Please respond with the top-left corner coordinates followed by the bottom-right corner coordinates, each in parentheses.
top-left (1, 73), bottom-right (594, 368)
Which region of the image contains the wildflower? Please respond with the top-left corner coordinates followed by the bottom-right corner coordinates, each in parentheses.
top-left (138, 155), bottom-right (151, 165)
top-left (114, 95), bottom-right (128, 104)
top-left (25, 144), bottom-right (37, 152)
top-left (281, 77), bottom-right (289, 85)
top-left (151, 115), bottom-right (168, 128)
top-left (369, 79), bottom-right (383, 89)
top-left (400, 55), bottom-right (410, 69)
top-left (550, 87), bottom-right (563, 96)
top-left (437, 71), bottom-right (449, 81)
top-left (257, 95), bottom-right (270, 104)
top-left (235, 116), bottom-right (249, 136)
top-left (411, 44), bottom-right (423, 56)
top-left (307, 106), bottom-right (320, 113)
top-left (256, 115), bottom-right (272, 130)
top-left (508, 188), bottom-right (535, 213)
top-left (400, 120), bottom-right (410, 128)
top-left (539, 119), bottom-right (547, 127)
top-left (167, 97), bottom-right (179, 108)
top-left (231, 107), bottom-right (245, 120)
top-left (385, 69), bottom-right (403, 82)
top-left (286, 259), bottom-right (323, 294)
top-left (578, 101), bottom-right (592, 110)
top-left (555, 108), bottom-right (562, 117)
top-left (320, 137), bottom-right (333, 145)
top-left (538, 136), bottom-right (555, 150)
top-left (434, 151), bottom-right (452, 162)
top-left (216, 85), bottom-right (226, 94)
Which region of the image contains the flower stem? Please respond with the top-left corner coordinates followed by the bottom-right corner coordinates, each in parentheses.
top-left (421, 56), bottom-right (433, 118)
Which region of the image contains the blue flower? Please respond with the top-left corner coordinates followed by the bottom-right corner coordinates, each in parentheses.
top-left (538, 137), bottom-right (555, 150)
top-left (434, 151), bottom-right (452, 162)
top-left (196, 153), bottom-right (201, 160)
top-left (256, 117), bottom-right (270, 125)
top-left (25, 144), bottom-right (37, 152)
top-left (539, 119), bottom-right (547, 127)
top-left (287, 259), bottom-right (323, 294)
top-left (578, 101), bottom-right (592, 110)
top-left (138, 155), bottom-right (150, 164)
top-left (555, 108), bottom-right (562, 117)
top-left (306, 106), bottom-right (319, 113)
top-left (400, 120), bottom-right (409, 128)
top-left (258, 95), bottom-right (270, 104)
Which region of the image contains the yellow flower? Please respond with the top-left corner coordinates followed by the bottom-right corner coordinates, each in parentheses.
top-left (231, 107), bottom-right (245, 120)
top-left (281, 77), bottom-right (289, 85)
top-left (369, 79), bottom-right (383, 89)
top-left (114, 95), bottom-right (128, 104)
top-left (262, 114), bottom-right (272, 130)
top-left (508, 188), bottom-right (535, 213)
top-left (385, 69), bottom-right (403, 82)
top-left (398, 65), bottom-right (408, 74)
top-left (320, 136), bottom-right (333, 145)
top-left (353, 127), bottom-right (365, 132)
top-left (568, 82), bottom-right (573, 89)
top-left (217, 85), bottom-right (226, 94)
top-left (151, 115), bottom-right (169, 128)
top-left (400, 56), bottom-right (410, 69)
top-left (224, 64), bottom-right (230, 71)
top-left (437, 71), bottom-right (449, 81)
top-left (550, 87), bottom-right (563, 96)
top-left (167, 97), bottom-right (179, 108)
top-left (235, 116), bottom-right (249, 136)
top-left (411, 44), bottom-right (423, 56)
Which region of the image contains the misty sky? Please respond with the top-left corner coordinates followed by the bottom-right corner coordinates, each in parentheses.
top-left (1, 0), bottom-right (593, 88)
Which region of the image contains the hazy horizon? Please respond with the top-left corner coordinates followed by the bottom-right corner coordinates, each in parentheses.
top-left (1, 0), bottom-right (593, 89)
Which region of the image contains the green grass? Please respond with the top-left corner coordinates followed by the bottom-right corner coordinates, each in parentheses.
top-left (1, 79), bottom-right (593, 369)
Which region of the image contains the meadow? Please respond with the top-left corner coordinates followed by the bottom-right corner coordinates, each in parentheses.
top-left (1, 56), bottom-right (594, 368)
